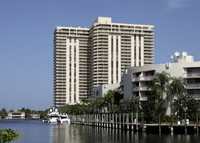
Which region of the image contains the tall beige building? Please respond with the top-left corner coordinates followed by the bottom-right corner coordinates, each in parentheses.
top-left (54, 17), bottom-right (154, 107)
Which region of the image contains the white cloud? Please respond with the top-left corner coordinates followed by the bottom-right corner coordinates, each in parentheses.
top-left (167, 0), bottom-right (197, 9)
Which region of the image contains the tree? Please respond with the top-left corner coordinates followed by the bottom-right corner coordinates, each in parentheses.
top-left (168, 77), bottom-right (186, 100)
top-left (150, 71), bottom-right (170, 99)
top-left (142, 71), bottom-right (169, 120)
top-left (103, 90), bottom-right (115, 112)
top-left (121, 98), bottom-right (131, 112)
top-left (114, 87), bottom-right (123, 105)
top-left (0, 108), bottom-right (7, 119)
top-left (38, 109), bottom-right (49, 118)
top-left (142, 89), bottom-right (166, 123)
top-left (168, 77), bottom-right (187, 115)
top-left (121, 96), bottom-right (139, 113)
top-left (173, 95), bottom-right (200, 120)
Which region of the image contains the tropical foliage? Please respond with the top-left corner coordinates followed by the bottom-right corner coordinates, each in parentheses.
top-left (0, 108), bottom-right (7, 119)
top-left (142, 91), bottom-right (166, 122)
top-left (20, 107), bottom-right (48, 119)
top-left (173, 95), bottom-right (200, 120)
top-left (0, 129), bottom-right (23, 143)
top-left (61, 88), bottom-right (123, 114)
top-left (0, 108), bottom-right (48, 119)
top-left (61, 71), bottom-right (199, 123)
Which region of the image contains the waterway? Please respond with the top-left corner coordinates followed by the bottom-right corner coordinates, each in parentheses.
top-left (0, 120), bottom-right (200, 143)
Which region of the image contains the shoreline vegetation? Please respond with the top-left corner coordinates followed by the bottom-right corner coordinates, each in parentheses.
top-left (0, 108), bottom-right (48, 120)
top-left (1, 72), bottom-right (200, 135)
top-left (61, 72), bottom-right (200, 124)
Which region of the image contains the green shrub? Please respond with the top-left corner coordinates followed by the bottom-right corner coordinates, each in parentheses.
top-left (0, 129), bottom-right (23, 143)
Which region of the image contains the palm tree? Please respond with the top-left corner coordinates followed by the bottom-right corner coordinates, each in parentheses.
top-left (121, 98), bottom-right (131, 112)
top-left (168, 76), bottom-right (186, 115)
top-left (103, 90), bottom-right (115, 113)
top-left (149, 71), bottom-right (170, 99)
top-left (145, 71), bottom-right (170, 118)
top-left (168, 77), bottom-right (186, 99)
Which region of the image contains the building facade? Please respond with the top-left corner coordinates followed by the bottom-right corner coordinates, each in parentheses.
top-left (120, 54), bottom-right (200, 115)
top-left (93, 83), bottom-right (120, 99)
top-left (54, 17), bottom-right (154, 107)
top-left (7, 111), bottom-right (25, 119)
top-left (30, 114), bottom-right (40, 119)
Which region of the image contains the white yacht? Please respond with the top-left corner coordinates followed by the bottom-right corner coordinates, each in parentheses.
top-left (41, 117), bottom-right (48, 123)
top-left (57, 113), bottom-right (70, 123)
top-left (47, 108), bottom-right (60, 123)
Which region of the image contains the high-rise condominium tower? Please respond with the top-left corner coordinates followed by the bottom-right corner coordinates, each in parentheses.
top-left (54, 17), bottom-right (154, 107)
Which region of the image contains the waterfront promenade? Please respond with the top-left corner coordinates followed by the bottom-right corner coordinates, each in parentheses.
top-left (69, 113), bottom-right (200, 134)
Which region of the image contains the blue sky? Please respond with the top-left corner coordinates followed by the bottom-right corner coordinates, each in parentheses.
top-left (0, 0), bottom-right (200, 110)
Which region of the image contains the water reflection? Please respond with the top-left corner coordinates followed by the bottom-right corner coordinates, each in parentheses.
top-left (0, 120), bottom-right (199, 143)
top-left (52, 124), bottom-right (200, 143)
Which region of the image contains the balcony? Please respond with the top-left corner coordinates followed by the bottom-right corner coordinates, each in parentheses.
top-left (133, 86), bottom-right (148, 91)
top-left (183, 73), bottom-right (200, 78)
top-left (132, 76), bottom-right (154, 82)
top-left (187, 84), bottom-right (200, 89)
top-left (139, 96), bottom-right (148, 101)
top-left (188, 94), bottom-right (200, 100)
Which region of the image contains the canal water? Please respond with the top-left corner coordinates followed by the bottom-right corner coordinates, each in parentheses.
top-left (0, 120), bottom-right (199, 143)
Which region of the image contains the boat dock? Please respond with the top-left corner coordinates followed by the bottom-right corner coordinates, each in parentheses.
top-left (69, 113), bottom-right (200, 134)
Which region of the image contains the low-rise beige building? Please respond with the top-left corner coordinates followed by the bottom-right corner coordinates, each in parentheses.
top-left (120, 53), bottom-right (200, 115)
top-left (30, 114), bottom-right (40, 119)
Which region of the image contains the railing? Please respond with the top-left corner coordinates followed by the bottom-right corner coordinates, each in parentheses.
top-left (187, 84), bottom-right (200, 88)
top-left (133, 86), bottom-right (148, 91)
top-left (132, 76), bottom-right (154, 82)
top-left (183, 73), bottom-right (200, 78)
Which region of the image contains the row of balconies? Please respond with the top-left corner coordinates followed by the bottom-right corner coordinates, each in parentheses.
top-left (130, 85), bottom-right (200, 94)
top-left (56, 83), bottom-right (66, 86)
top-left (121, 48), bottom-right (132, 51)
top-left (54, 64), bottom-right (66, 67)
top-left (55, 89), bottom-right (66, 92)
top-left (55, 36), bottom-right (66, 40)
top-left (56, 49), bottom-right (66, 52)
top-left (55, 52), bottom-right (65, 55)
top-left (94, 27), bottom-right (154, 33)
top-left (55, 67), bottom-right (66, 69)
top-left (121, 52), bottom-right (131, 55)
top-left (144, 61), bottom-right (154, 65)
top-left (183, 73), bottom-right (200, 78)
top-left (144, 51), bottom-right (154, 54)
top-left (121, 43), bottom-right (131, 46)
top-left (94, 24), bottom-right (153, 30)
top-left (54, 55), bottom-right (66, 59)
top-left (55, 85), bottom-right (66, 88)
top-left (144, 57), bottom-right (154, 60)
top-left (55, 92), bottom-right (66, 95)
top-left (55, 61), bottom-right (66, 64)
top-left (55, 77), bottom-right (66, 80)
top-left (55, 72), bottom-right (66, 75)
top-left (186, 83), bottom-right (200, 89)
top-left (54, 79), bottom-right (66, 82)
top-left (144, 41), bottom-right (154, 44)
top-left (55, 74), bottom-right (66, 78)
top-left (144, 45), bottom-right (154, 48)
